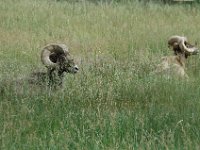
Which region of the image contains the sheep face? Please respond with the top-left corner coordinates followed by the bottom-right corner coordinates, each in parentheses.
top-left (57, 55), bottom-right (79, 74)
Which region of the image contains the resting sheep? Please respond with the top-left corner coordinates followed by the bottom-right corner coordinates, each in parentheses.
top-left (0, 43), bottom-right (79, 96)
top-left (153, 35), bottom-right (198, 79)
top-left (40, 43), bottom-right (79, 87)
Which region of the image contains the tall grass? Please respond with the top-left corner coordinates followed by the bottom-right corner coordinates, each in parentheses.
top-left (1, 0), bottom-right (200, 149)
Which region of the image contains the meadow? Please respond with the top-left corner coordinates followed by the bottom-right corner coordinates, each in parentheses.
top-left (1, 0), bottom-right (200, 149)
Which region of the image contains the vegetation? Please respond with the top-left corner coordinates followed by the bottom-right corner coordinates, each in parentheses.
top-left (56, 0), bottom-right (199, 4)
top-left (1, 0), bottom-right (200, 149)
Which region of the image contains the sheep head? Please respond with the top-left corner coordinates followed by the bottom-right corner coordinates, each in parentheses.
top-left (168, 35), bottom-right (199, 57)
top-left (41, 43), bottom-right (79, 74)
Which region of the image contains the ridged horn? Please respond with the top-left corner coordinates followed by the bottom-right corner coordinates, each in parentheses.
top-left (41, 44), bottom-right (69, 69)
top-left (179, 37), bottom-right (197, 53)
top-left (168, 35), bottom-right (197, 53)
top-left (168, 35), bottom-right (187, 49)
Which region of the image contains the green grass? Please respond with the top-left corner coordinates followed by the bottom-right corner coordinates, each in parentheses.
top-left (1, 0), bottom-right (200, 149)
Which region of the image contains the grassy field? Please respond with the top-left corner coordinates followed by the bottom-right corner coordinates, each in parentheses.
top-left (1, 0), bottom-right (200, 149)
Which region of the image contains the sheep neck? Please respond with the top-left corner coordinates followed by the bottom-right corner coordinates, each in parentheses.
top-left (176, 53), bottom-right (187, 68)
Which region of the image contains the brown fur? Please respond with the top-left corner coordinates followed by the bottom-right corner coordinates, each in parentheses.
top-left (154, 54), bottom-right (187, 78)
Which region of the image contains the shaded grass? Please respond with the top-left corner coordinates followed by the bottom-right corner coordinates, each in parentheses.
top-left (1, 0), bottom-right (200, 149)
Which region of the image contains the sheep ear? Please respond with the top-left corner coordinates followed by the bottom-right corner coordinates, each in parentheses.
top-left (174, 42), bottom-right (179, 46)
top-left (173, 42), bottom-right (179, 48)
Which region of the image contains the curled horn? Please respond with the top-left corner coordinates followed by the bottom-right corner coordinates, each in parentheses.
top-left (41, 44), bottom-right (69, 69)
top-left (168, 35), bottom-right (197, 53)
top-left (179, 37), bottom-right (197, 53)
top-left (168, 36), bottom-right (187, 49)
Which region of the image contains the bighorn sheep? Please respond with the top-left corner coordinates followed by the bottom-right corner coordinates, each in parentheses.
top-left (14, 43), bottom-right (79, 88)
top-left (153, 35), bottom-right (198, 79)
top-left (40, 43), bottom-right (79, 87)
top-left (0, 43), bottom-right (79, 96)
